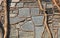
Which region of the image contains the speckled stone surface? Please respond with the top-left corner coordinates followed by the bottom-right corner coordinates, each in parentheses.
top-left (0, 0), bottom-right (60, 38)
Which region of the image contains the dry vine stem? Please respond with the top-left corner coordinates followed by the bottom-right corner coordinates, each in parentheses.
top-left (3, 0), bottom-right (8, 38)
top-left (44, 14), bottom-right (53, 38)
top-left (52, 0), bottom-right (60, 10)
top-left (2, 0), bottom-right (57, 38)
top-left (37, 0), bottom-right (44, 10)
top-left (37, 0), bottom-right (52, 38)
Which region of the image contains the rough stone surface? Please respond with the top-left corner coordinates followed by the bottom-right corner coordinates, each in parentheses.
top-left (18, 8), bottom-right (30, 17)
top-left (24, 2), bottom-right (38, 7)
top-left (16, 2), bottom-right (23, 7)
top-left (10, 17), bottom-right (25, 24)
top-left (0, 0), bottom-right (3, 5)
top-left (21, 21), bottom-right (34, 31)
top-left (31, 8), bottom-right (39, 16)
top-left (0, 6), bottom-right (2, 11)
top-left (35, 26), bottom-right (44, 38)
top-left (0, 0), bottom-right (60, 38)
top-left (19, 31), bottom-right (34, 38)
top-left (32, 16), bottom-right (44, 25)
top-left (10, 3), bottom-right (16, 7)
top-left (11, 0), bottom-right (20, 2)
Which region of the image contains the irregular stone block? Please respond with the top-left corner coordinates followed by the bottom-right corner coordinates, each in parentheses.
top-left (0, 0), bottom-right (3, 5)
top-left (31, 8), bottom-right (39, 16)
top-left (16, 2), bottom-right (23, 7)
top-left (10, 16), bottom-right (25, 24)
top-left (10, 9), bottom-right (18, 17)
top-left (0, 6), bottom-right (2, 11)
top-left (45, 0), bottom-right (51, 2)
top-left (10, 3), bottom-right (16, 7)
top-left (10, 29), bottom-right (18, 36)
top-left (46, 3), bottom-right (53, 8)
top-left (58, 28), bottom-right (60, 38)
top-left (22, 0), bottom-right (36, 2)
top-left (10, 14), bottom-right (17, 18)
top-left (19, 31), bottom-right (34, 38)
top-left (53, 22), bottom-right (59, 26)
top-left (10, 36), bottom-right (17, 38)
top-left (24, 2), bottom-right (38, 7)
top-left (35, 26), bottom-right (44, 38)
top-left (0, 28), bottom-right (3, 38)
top-left (16, 23), bottom-right (21, 29)
top-left (11, 0), bottom-right (20, 2)
top-left (11, 25), bottom-right (16, 30)
top-left (21, 21), bottom-right (34, 31)
top-left (13, 9), bottom-right (18, 13)
top-left (32, 16), bottom-right (44, 25)
top-left (18, 8), bottom-right (30, 17)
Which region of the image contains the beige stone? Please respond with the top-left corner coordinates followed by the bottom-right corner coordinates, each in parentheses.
top-left (10, 3), bottom-right (16, 7)
top-left (12, 0), bottom-right (20, 2)
top-left (0, 0), bottom-right (3, 5)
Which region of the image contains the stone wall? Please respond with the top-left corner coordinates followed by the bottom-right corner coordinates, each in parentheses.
top-left (0, 0), bottom-right (60, 38)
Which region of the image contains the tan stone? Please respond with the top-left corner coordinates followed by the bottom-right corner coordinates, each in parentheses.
top-left (12, 0), bottom-right (20, 2)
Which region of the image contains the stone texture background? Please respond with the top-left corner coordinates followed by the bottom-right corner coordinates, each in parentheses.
top-left (0, 0), bottom-right (60, 38)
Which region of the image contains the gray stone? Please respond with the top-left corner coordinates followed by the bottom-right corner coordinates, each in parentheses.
top-left (11, 25), bottom-right (16, 30)
top-left (21, 21), bottom-right (34, 31)
top-left (10, 36), bottom-right (17, 38)
top-left (22, 0), bottom-right (36, 2)
top-left (58, 28), bottom-right (60, 38)
top-left (31, 8), bottom-right (39, 16)
top-left (0, 6), bottom-right (2, 11)
top-left (53, 22), bottom-right (59, 26)
top-left (16, 23), bottom-right (21, 28)
top-left (13, 9), bottom-right (18, 14)
top-left (45, 0), bottom-right (51, 2)
top-left (10, 29), bottom-right (18, 36)
top-left (10, 14), bottom-right (17, 18)
top-left (10, 16), bottom-right (25, 24)
top-left (19, 31), bottom-right (34, 38)
top-left (35, 26), bottom-right (44, 38)
top-left (46, 3), bottom-right (53, 8)
top-left (10, 3), bottom-right (16, 7)
top-left (0, 28), bottom-right (3, 38)
top-left (24, 2), bottom-right (38, 7)
top-left (18, 8), bottom-right (30, 17)
top-left (16, 2), bottom-right (23, 7)
top-left (10, 10), bottom-right (13, 13)
top-left (32, 16), bottom-right (44, 25)
top-left (10, 9), bottom-right (18, 17)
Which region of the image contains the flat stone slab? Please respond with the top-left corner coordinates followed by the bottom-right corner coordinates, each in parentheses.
top-left (31, 8), bottom-right (39, 16)
top-left (32, 16), bottom-right (44, 25)
top-left (35, 26), bottom-right (44, 38)
top-left (10, 3), bottom-right (16, 7)
top-left (21, 21), bottom-right (34, 31)
top-left (11, 0), bottom-right (20, 2)
top-left (0, 0), bottom-right (3, 5)
top-left (58, 28), bottom-right (60, 38)
top-left (10, 16), bottom-right (25, 24)
top-left (24, 2), bottom-right (38, 7)
top-left (19, 31), bottom-right (34, 38)
top-left (16, 2), bottom-right (23, 7)
top-left (18, 8), bottom-right (30, 17)
top-left (0, 6), bottom-right (3, 11)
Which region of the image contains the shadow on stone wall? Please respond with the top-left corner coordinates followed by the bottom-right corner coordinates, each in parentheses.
top-left (7, 0), bottom-right (12, 38)
top-left (0, 22), bottom-right (4, 38)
